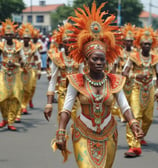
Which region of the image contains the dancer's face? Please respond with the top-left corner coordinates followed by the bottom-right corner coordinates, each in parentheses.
top-left (88, 51), bottom-right (106, 73)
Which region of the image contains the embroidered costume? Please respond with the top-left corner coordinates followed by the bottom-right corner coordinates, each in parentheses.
top-left (51, 2), bottom-right (139, 167)
top-left (47, 23), bottom-right (82, 121)
top-left (16, 23), bottom-right (41, 119)
top-left (0, 19), bottom-right (24, 130)
top-left (112, 23), bottom-right (136, 122)
top-left (124, 27), bottom-right (158, 155)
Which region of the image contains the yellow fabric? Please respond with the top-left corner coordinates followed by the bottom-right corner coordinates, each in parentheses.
top-left (16, 69), bottom-right (36, 118)
top-left (111, 102), bottom-right (125, 122)
top-left (51, 135), bottom-right (71, 163)
top-left (126, 83), bottom-right (154, 148)
top-left (73, 130), bottom-right (117, 168)
top-left (0, 69), bottom-right (23, 124)
top-left (29, 69), bottom-right (37, 101)
top-left (57, 85), bottom-right (80, 121)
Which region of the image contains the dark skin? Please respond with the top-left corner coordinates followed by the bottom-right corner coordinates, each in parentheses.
top-left (50, 51), bottom-right (144, 150)
top-left (111, 39), bottom-right (133, 73)
top-left (22, 37), bottom-right (41, 80)
top-left (0, 34), bottom-right (14, 57)
top-left (123, 42), bottom-right (152, 80)
top-left (124, 39), bottom-right (133, 52)
top-left (0, 33), bottom-right (21, 67)
top-left (122, 42), bottom-right (158, 101)
top-left (43, 41), bottom-right (70, 121)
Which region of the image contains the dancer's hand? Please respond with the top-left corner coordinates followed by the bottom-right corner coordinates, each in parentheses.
top-left (44, 105), bottom-right (52, 121)
top-left (56, 129), bottom-right (66, 151)
top-left (38, 73), bottom-right (41, 80)
top-left (131, 123), bottom-right (144, 140)
top-left (154, 89), bottom-right (158, 102)
top-left (47, 75), bottom-right (51, 81)
top-left (135, 74), bottom-right (148, 80)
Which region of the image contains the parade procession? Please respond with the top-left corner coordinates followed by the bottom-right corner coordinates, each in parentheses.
top-left (0, 0), bottom-right (158, 168)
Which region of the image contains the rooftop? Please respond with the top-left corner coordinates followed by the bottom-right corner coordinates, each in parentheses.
top-left (139, 11), bottom-right (158, 18)
top-left (23, 4), bottom-right (64, 13)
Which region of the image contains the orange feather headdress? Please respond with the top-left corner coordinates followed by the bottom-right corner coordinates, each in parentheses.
top-left (121, 23), bottom-right (136, 40)
top-left (134, 26), bottom-right (157, 48)
top-left (1, 19), bottom-right (18, 35)
top-left (32, 28), bottom-right (40, 38)
top-left (67, 1), bottom-right (122, 63)
top-left (52, 22), bottom-right (73, 45)
top-left (18, 23), bottom-right (34, 38)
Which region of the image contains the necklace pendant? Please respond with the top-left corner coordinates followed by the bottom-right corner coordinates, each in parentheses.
top-left (95, 118), bottom-right (101, 125)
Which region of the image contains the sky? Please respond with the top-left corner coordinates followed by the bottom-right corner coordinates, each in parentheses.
top-left (23, 0), bottom-right (158, 14)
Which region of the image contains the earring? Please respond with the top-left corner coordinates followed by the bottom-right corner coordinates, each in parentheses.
top-left (83, 60), bottom-right (89, 74)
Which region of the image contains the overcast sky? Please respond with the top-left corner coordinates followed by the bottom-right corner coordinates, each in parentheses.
top-left (23, 0), bottom-right (158, 14)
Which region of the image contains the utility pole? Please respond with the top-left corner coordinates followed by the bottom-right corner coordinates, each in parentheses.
top-left (30, 0), bottom-right (32, 24)
top-left (148, 0), bottom-right (152, 25)
top-left (117, 0), bottom-right (121, 26)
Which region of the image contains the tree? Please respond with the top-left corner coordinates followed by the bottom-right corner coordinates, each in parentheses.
top-left (50, 0), bottom-right (92, 31)
top-left (50, 0), bottom-right (143, 31)
top-left (0, 0), bottom-right (25, 22)
top-left (152, 18), bottom-right (158, 30)
top-left (91, 0), bottom-right (143, 26)
top-left (51, 5), bottom-right (74, 30)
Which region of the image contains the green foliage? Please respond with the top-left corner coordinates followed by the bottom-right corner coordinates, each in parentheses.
top-left (50, 0), bottom-right (143, 31)
top-left (0, 0), bottom-right (25, 21)
top-left (91, 0), bottom-right (143, 26)
top-left (50, 0), bottom-right (92, 31)
top-left (51, 5), bottom-right (74, 30)
top-left (152, 18), bottom-right (158, 30)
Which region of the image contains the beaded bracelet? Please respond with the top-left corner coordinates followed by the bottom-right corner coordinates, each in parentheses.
top-left (56, 129), bottom-right (66, 136)
top-left (37, 70), bottom-right (41, 74)
top-left (58, 110), bottom-right (71, 116)
top-left (46, 73), bottom-right (51, 77)
top-left (128, 119), bottom-right (139, 129)
top-left (35, 60), bottom-right (41, 64)
top-left (47, 91), bottom-right (55, 96)
top-left (155, 88), bottom-right (158, 94)
top-left (45, 104), bottom-right (53, 109)
top-left (56, 129), bottom-right (66, 141)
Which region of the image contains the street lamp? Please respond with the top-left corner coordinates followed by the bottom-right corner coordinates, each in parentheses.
top-left (30, 0), bottom-right (32, 23)
top-left (117, 0), bottom-right (121, 26)
top-left (148, 0), bottom-right (152, 25)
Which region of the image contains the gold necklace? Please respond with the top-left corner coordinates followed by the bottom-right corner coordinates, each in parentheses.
top-left (62, 51), bottom-right (74, 67)
top-left (140, 51), bottom-right (151, 67)
top-left (85, 74), bottom-right (107, 87)
top-left (4, 42), bottom-right (15, 58)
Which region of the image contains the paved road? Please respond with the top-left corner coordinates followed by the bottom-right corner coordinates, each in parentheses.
top-left (0, 74), bottom-right (158, 168)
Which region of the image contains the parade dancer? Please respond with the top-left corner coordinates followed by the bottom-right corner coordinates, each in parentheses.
top-left (123, 26), bottom-right (158, 157)
top-left (112, 23), bottom-right (136, 122)
top-left (29, 28), bottom-right (42, 109)
top-left (0, 19), bottom-right (24, 131)
top-left (45, 2), bottom-right (144, 167)
top-left (15, 23), bottom-right (41, 120)
top-left (44, 22), bottom-right (83, 121)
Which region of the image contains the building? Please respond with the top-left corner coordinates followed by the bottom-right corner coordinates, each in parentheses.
top-left (139, 11), bottom-right (158, 26)
top-left (22, 0), bottom-right (64, 34)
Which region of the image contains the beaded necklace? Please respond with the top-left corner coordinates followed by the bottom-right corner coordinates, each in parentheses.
top-left (4, 41), bottom-right (16, 58)
top-left (23, 46), bottom-right (32, 61)
top-left (62, 51), bottom-right (74, 67)
top-left (85, 74), bottom-right (107, 87)
top-left (140, 51), bottom-right (151, 67)
top-left (86, 78), bottom-right (107, 132)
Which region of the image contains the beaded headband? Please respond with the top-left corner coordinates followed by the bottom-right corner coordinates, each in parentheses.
top-left (134, 26), bottom-right (157, 48)
top-left (121, 23), bottom-right (135, 40)
top-left (1, 19), bottom-right (18, 35)
top-left (83, 41), bottom-right (106, 58)
top-left (18, 23), bottom-right (33, 38)
top-left (67, 1), bottom-right (122, 63)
